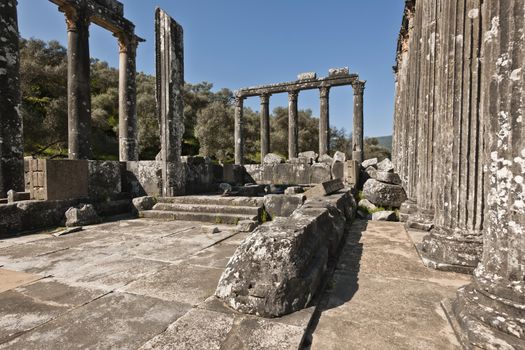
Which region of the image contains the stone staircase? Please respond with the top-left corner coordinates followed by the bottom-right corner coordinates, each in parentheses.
top-left (140, 195), bottom-right (265, 225)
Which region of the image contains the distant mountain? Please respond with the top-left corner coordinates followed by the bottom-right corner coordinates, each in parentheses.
top-left (373, 135), bottom-right (393, 151)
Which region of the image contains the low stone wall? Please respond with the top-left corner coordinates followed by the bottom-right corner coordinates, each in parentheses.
top-left (215, 188), bottom-right (356, 317)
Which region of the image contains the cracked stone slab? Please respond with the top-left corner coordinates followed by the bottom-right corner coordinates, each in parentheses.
top-left (0, 292), bottom-right (191, 350)
top-left (0, 279), bottom-right (106, 343)
top-left (0, 268), bottom-right (41, 293)
top-left (123, 263), bottom-right (224, 305)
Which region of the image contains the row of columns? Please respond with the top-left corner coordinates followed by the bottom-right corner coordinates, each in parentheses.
top-left (234, 82), bottom-right (365, 165)
top-left (61, 4), bottom-right (141, 161)
top-left (392, 0), bottom-right (525, 347)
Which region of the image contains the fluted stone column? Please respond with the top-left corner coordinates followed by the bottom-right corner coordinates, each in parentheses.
top-left (0, 0), bottom-right (24, 198)
top-left (420, 0), bottom-right (483, 274)
top-left (444, 1), bottom-right (525, 347)
top-left (352, 81), bottom-right (365, 163)
top-left (406, 0), bottom-right (437, 231)
top-left (65, 6), bottom-right (92, 160)
top-left (319, 87), bottom-right (330, 156)
top-left (234, 96), bottom-right (244, 165)
top-left (288, 90), bottom-right (299, 159)
top-left (260, 93), bottom-right (270, 161)
top-left (156, 8), bottom-right (185, 196)
top-left (118, 33), bottom-right (140, 161)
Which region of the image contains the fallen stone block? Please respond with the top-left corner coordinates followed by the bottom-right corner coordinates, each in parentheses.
top-left (132, 196), bottom-right (157, 211)
top-left (375, 171), bottom-right (402, 185)
top-left (333, 151), bottom-right (346, 163)
top-left (237, 220), bottom-right (258, 232)
top-left (363, 179), bottom-right (407, 208)
top-left (263, 153), bottom-right (284, 165)
top-left (304, 179), bottom-right (344, 198)
top-left (318, 154), bottom-right (334, 165)
top-left (298, 151), bottom-right (318, 163)
top-left (65, 204), bottom-right (101, 227)
top-left (264, 194), bottom-right (305, 218)
top-left (310, 163), bottom-right (332, 184)
top-left (358, 199), bottom-right (377, 211)
top-left (284, 186), bottom-right (304, 195)
top-left (361, 158), bottom-right (378, 169)
top-left (377, 158), bottom-right (394, 173)
top-left (372, 210), bottom-right (398, 221)
top-left (7, 190), bottom-right (30, 203)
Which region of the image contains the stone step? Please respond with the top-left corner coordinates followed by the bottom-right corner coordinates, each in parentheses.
top-left (139, 210), bottom-right (257, 225)
top-left (157, 196), bottom-right (264, 208)
top-left (152, 202), bottom-right (261, 216)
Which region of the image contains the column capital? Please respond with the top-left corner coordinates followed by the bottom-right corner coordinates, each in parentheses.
top-left (288, 90), bottom-right (299, 102)
top-left (116, 33), bottom-right (138, 54)
top-left (319, 86), bottom-right (330, 98)
top-left (260, 93), bottom-right (270, 104)
top-left (353, 80), bottom-right (366, 95)
top-left (234, 95), bottom-right (245, 106)
top-left (62, 6), bottom-right (90, 33)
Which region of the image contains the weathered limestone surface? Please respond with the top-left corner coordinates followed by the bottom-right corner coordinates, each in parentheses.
top-left (156, 8), bottom-right (185, 196)
top-left (234, 96), bottom-right (244, 165)
top-left (443, 1), bottom-right (525, 348)
top-left (363, 179), bottom-right (407, 208)
top-left (319, 87), bottom-right (330, 156)
top-left (352, 81), bottom-right (365, 163)
top-left (0, 0), bottom-right (24, 198)
top-left (288, 91), bottom-right (299, 159)
top-left (65, 5), bottom-right (92, 160)
top-left (259, 94), bottom-right (270, 161)
top-left (419, 0), bottom-right (484, 273)
top-left (65, 203), bottom-right (100, 227)
top-left (216, 190), bottom-right (356, 317)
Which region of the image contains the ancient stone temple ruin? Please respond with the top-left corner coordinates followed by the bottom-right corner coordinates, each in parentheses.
top-left (393, 0), bottom-right (525, 347)
top-left (234, 70), bottom-right (365, 163)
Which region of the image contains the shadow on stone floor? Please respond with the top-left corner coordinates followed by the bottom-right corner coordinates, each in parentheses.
top-left (301, 219), bottom-right (366, 349)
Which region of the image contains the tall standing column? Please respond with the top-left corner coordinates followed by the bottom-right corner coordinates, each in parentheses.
top-left (156, 8), bottom-right (185, 196)
top-left (445, 2), bottom-right (525, 348)
top-left (118, 33), bottom-right (141, 161)
top-left (420, 0), bottom-right (484, 274)
top-left (288, 90), bottom-right (299, 159)
top-left (0, 0), bottom-right (24, 198)
top-left (234, 95), bottom-right (244, 165)
top-left (260, 93), bottom-right (270, 161)
top-left (65, 7), bottom-right (92, 160)
top-left (319, 86), bottom-right (330, 156)
top-left (352, 81), bottom-right (365, 163)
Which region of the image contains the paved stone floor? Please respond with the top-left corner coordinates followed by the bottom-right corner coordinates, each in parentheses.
top-left (307, 220), bottom-right (472, 350)
top-left (0, 217), bottom-right (472, 349)
top-left (0, 218), bottom-right (311, 350)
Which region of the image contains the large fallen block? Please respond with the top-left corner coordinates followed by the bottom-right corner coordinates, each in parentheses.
top-left (215, 189), bottom-right (356, 317)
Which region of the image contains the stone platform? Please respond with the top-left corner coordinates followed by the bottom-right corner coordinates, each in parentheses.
top-left (306, 220), bottom-right (472, 350)
top-left (0, 219), bottom-right (310, 349)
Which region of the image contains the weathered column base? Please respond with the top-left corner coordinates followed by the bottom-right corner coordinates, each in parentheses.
top-left (399, 199), bottom-right (417, 222)
top-left (418, 227), bottom-right (482, 274)
top-left (442, 274), bottom-right (525, 349)
top-left (352, 151), bottom-right (362, 164)
top-left (406, 207), bottom-right (434, 231)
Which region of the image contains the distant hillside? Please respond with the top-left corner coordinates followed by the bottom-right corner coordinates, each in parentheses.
top-left (373, 135), bottom-right (393, 151)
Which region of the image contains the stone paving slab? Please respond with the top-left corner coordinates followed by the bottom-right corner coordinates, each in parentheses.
top-left (1, 292), bottom-right (191, 350)
top-left (308, 220), bottom-right (471, 350)
top-left (0, 268), bottom-right (42, 293)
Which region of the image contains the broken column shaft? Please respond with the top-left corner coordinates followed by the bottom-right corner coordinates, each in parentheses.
top-left (118, 33), bottom-right (140, 161)
top-left (234, 96), bottom-right (244, 165)
top-left (156, 8), bottom-right (185, 196)
top-left (0, 0), bottom-right (24, 198)
top-left (352, 81), bottom-right (365, 163)
top-left (288, 90), bottom-right (299, 159)
top-left (65, 7), bottom-right (92, 160)
top-left (260, 94), bottom-right (270, 161)
top-left (319, 87), bottom-right (330, 156)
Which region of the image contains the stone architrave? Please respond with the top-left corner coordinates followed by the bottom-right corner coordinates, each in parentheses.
top-left (260, 93), bottom-right (270, 161)
top-left (0, 0), bottom-right (24, 198)
top-left (234, 95), bottom-right (244, 165)
top-left (319, 87), bottom-right (330, 156)
top-left (288, 90), bottom-right (299, 159)
top-left (444, 1), bottom-right (525, 348)
top-left (420, 0), bottom-right (483, 273)
top-left (117, 33), bottom-right (142, 161)
top-left (64, 4), bottom-right (92, 160)
top-left (352, 81), bottom-right (365, 163)
top-left (156, 8), bottom-right (185, 196)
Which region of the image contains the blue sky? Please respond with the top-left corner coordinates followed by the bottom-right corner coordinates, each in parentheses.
top-left (18, 0), bottom-right (403, 137)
